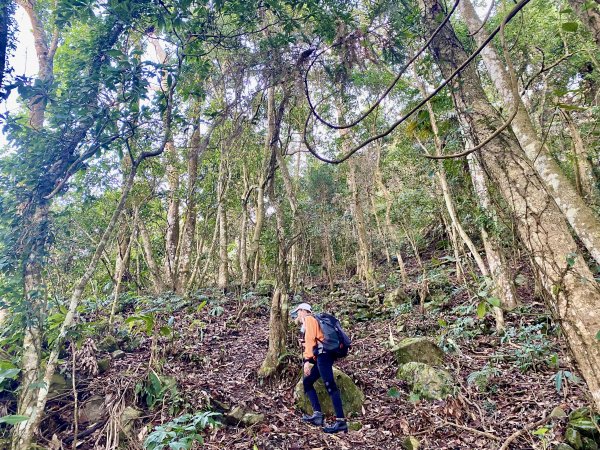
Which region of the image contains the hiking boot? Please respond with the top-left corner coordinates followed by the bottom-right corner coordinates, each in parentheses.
top-left (323, 419), bottom-right (348, 434)
top-left (302, 411), bottom-right (324, 426)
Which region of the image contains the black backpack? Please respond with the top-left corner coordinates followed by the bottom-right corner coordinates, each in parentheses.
top-left (314, 313), bottom-right (352, 358)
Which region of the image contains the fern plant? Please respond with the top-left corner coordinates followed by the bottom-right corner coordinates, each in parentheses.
top-left (143, 411), bottom-right (221, 450)
top-left (466, 364), bottom-right (501, 391)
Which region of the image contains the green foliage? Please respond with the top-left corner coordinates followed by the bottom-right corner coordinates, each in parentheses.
top-left (0, 361), bottom-right (19, 393)
top-left (554, 370), bottom-right (581, 393)
top-left (143, 411), bottom-right (221, 450)
top-left (136, 370), bottom-right (181, 411)
top-left (0, 415), bottom-right (29, 425)
top-left (466, 364), bottom-right (501, 392)
top-left (497, 323), bottom-right (556, 372)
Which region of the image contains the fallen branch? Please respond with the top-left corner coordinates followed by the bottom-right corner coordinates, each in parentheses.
top-left (440, 418), bottom-right (501, 441)
top-left (498, 413), bottom-right (551, 450)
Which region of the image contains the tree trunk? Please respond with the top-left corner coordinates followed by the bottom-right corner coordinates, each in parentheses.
top-left (240, 166), bottom-right (251, 287)
top-left (177, 126), bottom-right (201, 293)
top-left (347, 156), bottom-right (375, 286)
top-left (467, 154), bottom-right (519, 311)
top-left (177, 117), bottom-right (220, 292)
top-left (422, 0), bottom-right (600, 408)
top-left (560, 109), bottom-right (599, 206)
top-left (15, 0), bottom-right (57, 129)
top-left (139, 220), bottom-right (165, 294)
top-left (567, 0), bottom-right (600, 48)
top-left (322, 223), bottom-right (335, 291)
top-left (217, 154), bottom-right (229, 291)
top-left (163, 141), bottom-right (180, 290)
top-left (258, 189), bottom-right (289, 378)
top-left (11, 13), bottom-right (123, 449)
top-left (460, 0), bottom-right (600, 266)
top-left (12, 161), bottom-right (139, 450)
top-left (109, 214), bottom-right (137, 325)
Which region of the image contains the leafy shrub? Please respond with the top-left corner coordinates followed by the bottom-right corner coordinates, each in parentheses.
top-left (143, 411), bottom-right (221, 450)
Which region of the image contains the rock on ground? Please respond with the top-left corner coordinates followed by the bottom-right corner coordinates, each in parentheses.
top-left (396, 361), bottom-right (454, 400)
top-left (294, 367), bottom-right (364, 416)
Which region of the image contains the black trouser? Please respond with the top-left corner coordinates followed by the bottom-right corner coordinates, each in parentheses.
top-left (302, 352), bottom-right (345, 418)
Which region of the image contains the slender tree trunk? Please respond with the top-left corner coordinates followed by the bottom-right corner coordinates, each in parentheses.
top-left (423, 0), bottom-right (600, 408)
top-left (177, 126), bottom-right (201, 293)
top-left (322, 223), bottom-right (335, 291)
top-left (560, 109), bottom-right (599, 205)
top-left (347, 157), bottom-right (375, 286)
top-left (249, 186), bottom-right (265, 285)
top-left (196, 217), bottom-right (219, 288)
top-left (139, 220), bottom-right (165, 294)
top-left (258, 79), bottom-right (290, 377)
top-left (460, 0), bottom-right (600, 266)
top-left (177, 118), bottom-right (221, 292)
top-left (163, 141), bottom-right (180, 290)
top-left (441, 210), bottom-right (466, 283)
top-left (240, 198), bottom-right (250, 287)
top-left (217, 154), bottom-right (229, 291)
top-left (15, 0), bottom-right (57, 129)
top-left (109, 214), bottom-right (137, 325)
top-left (467, 154), bottom-right (519, 311)
top-left (258, 186), bottom-right (289, 377)
top-left (240, 169), bottom-right (251, 287)
top-left (370, 194), bottom-right (391, 264)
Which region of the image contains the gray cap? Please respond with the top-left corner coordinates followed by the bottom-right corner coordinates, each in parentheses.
top-left (291, 302), bottom-right (312, 315)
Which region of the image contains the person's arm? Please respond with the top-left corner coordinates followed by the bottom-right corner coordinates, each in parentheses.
top-left (303, 316), bottom-right (318, 361)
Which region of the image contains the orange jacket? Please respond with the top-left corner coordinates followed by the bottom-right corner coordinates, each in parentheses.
top-left (303, 315), bottom-right (324, 360)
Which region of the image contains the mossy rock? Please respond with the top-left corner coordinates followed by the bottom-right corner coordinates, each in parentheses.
top-left (225, 406), bottom-right (264, 426)
top-left (554, 445), bottom-right (575, 450)
top-left (393, 337), bottom-right (445, 367)
top-left (294, 367), bottom-right (364, 416)
top-left (98, 335), bottom-right (119, 353)
top-left (384, 288), bottom-right (410, 308)
top-left (97, 358), bottom-right (110, 374)
top-left (120, 406), bottom-right (142, 437)
top-left (396, 362), bottom-right (455, 400)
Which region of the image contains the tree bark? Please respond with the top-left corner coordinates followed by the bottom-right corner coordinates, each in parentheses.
top-left (422, 0), bottom-right (600, 409)
top-left (567, 0), bottom-right (600, 48)
top-left (559, 109), bottom-right (599, 206)
top-left (467, 153), bottom-right (519, 311)
top-left (460, 0), bottom-right (600, 266)
top-left (217, 152), bottom-right (229, 291)
top-left (139, 220), bottom-right (165, 294)
top-left (177, 117), bottom-right (221, 292)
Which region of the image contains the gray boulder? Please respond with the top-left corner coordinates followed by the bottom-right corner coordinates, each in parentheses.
top-left (396, 362), bottom-right (454, 400)
top-left (384, 287), bottom-right (410, 307)
top-left (294, 367), bottom-right (364, 416)
top-left (393, 337), bottom-right (445, 367)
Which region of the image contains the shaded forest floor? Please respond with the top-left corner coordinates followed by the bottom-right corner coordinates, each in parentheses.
top-left (37, 247), bottom-right (594, 450)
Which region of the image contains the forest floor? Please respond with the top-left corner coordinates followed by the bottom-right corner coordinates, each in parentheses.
top-left (38, 248), bottom-right (594, 450)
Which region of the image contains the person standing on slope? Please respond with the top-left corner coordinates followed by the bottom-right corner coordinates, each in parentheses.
top-left (291, 302), bottom-right (348, 434)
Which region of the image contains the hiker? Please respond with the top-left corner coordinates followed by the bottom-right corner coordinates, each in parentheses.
top-left (291, 302), bottom-right (348, 434)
